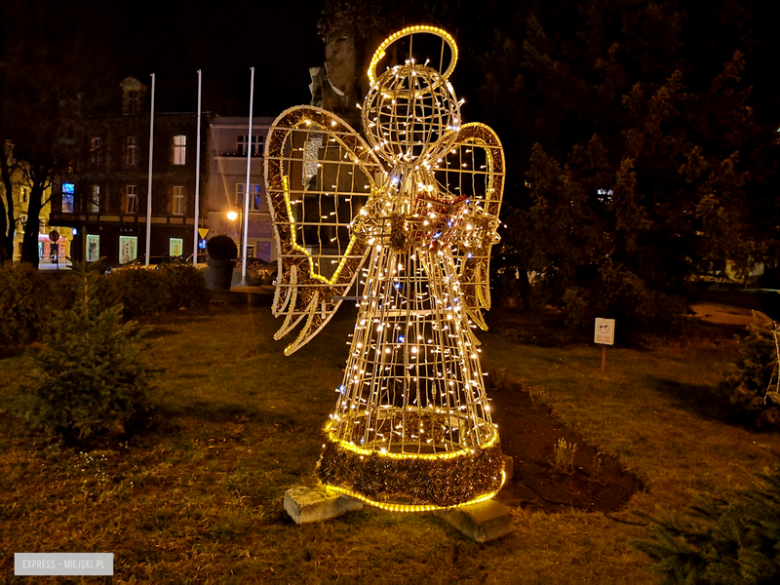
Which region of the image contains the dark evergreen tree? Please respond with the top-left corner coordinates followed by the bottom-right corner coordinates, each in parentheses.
top-left (632, 469), bottom-right (780, 584)
top-left (720, 319), bottom-right (780, 429)
top-left (474, 1), bottom-right (778, 334)
top-left (21, 263), bottom-right (152, 442)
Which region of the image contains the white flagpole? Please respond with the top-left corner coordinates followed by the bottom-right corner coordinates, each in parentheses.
top-left (145, 73), bottom-right (155, 267)
top-left (193, 69), bottom-right (202, 267)
top-left (241, 66), bottom-right (254, 285)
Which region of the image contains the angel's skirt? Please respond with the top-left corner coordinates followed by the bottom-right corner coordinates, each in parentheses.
top-left (317, 246), bottom-right (505, 508)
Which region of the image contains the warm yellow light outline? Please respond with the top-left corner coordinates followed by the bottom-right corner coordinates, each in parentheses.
top-left (324, 469), bottom-right (506, 513)
top-left (281, 172), bottom-right (359, 286)
top-left (458, 123), bottom-right (504, 313)
top-left (324, 419), bottom-right (499, 460)
top-left (368, 25), bottom-right (459, 88)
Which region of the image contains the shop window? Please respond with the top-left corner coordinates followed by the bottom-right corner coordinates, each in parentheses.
top-left (86, 234), bottom-right (100, 263)
top-left (119, 235), bottom-right (138, 264)
top-left (169, 238), bottom-right (183, 257)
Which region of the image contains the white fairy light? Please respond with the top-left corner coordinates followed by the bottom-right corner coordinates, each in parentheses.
top-left (264, 25), bottom-right (507, 511)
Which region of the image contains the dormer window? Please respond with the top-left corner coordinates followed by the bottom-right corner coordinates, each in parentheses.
top-left (120, 77), bottom-right (148, 115)
top-left (128, 91), bottom-right (139, 115)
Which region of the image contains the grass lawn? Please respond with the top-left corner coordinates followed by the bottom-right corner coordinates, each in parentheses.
top-left (1, 299), bottom-right (778, 583)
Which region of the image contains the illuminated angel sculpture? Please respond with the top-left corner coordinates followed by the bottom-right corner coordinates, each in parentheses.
top-left (264, 27), bottom-right (506, 511)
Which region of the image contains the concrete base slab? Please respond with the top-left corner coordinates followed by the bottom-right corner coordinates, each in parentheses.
top-left (434, 499), bottom-right (513, 543)
top-left (503, 455), bottom-right (514, 481)
top-left (284, 486), bottom-right (363, 524)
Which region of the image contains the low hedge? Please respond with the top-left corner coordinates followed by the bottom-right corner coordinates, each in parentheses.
top-left (0, 262), bottom-right (69, 344)
top-left (95, 265), bottom-right (210, 319)
top-left (0, 262), bottom-right (211, 345)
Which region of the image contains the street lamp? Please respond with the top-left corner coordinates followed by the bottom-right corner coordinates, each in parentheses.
top-left (227, 206), bottom-right (248, 286)
top-left (227, 206), bottom-right (242, 252)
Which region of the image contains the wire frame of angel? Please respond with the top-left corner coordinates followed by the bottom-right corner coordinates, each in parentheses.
top-left (264, 26), bottom-right (506, 511)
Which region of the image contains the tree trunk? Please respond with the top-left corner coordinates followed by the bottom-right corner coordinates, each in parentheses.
top-left (0, 157), bottom-right (15, 264)
top-left (20, 182), bottom-right (44, 268)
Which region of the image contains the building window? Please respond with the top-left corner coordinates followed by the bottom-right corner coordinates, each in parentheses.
top-left (21, 186), bottom-right (29, 203)
top-left (237, 134), bottom-right (264, 156)
top-left (126, 136), bottom-right (137, 165)
top-left (90, 185), bottom-right (100, 213)
top-left (169, 238), bottom-right (183, 257)
top-left (236, 183), bottom-right (264, 212)
top-left (173, 135), bottom-right (186, 165)
top-left (90, 137), bottom-right (101, 165)
top-left (128, 90), bottom-right (139, 115)
top-left (62, 183), bottom-right (75, 213)
top-left (119, 235), bottom-right (138, 264)
top-left (126, 185), bottom-right (138, 213)
top-left (172, 186), bottom-right (185, 215)
top-left (86, 234), bottom-right (100, 262)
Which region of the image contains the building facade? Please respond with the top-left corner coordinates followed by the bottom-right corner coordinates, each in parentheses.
top-left (50, 78), bottom-right (210, 266)
top-left (205, 116), bottom-right (276, 261)
top-left (6, 166), bottom-right (71, 267)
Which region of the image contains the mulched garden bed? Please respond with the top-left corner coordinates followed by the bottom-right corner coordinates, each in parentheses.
top-left (492, 382), bottom-right (642, 513)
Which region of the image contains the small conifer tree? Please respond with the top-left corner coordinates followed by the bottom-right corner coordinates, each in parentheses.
top-left (720, 318), bottom-right (780, 428)
top-left (632, 469), bottom-right (780, 584)
top-left (22, 263), bottom-right (152, 442)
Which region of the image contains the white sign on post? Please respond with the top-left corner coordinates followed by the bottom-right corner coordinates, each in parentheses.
top-left (594, 318), bottom-right (615, 345)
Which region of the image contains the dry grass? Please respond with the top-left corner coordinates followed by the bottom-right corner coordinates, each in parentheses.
top-left (0, 303), bottom-right (778, 583)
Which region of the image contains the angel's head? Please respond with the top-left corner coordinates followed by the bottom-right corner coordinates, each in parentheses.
top-left (361, 27), bottom-right (462, 167)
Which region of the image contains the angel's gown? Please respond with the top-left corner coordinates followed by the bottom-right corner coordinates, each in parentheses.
top-left (325, 240), bottom-right (498, 460)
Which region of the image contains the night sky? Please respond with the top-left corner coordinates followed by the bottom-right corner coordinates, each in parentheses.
top-left (109, 0), bottom-right (329, 115)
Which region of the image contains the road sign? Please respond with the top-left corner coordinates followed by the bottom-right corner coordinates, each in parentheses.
top-left (594, 318), bottom-right (615, 345)
top-left (198, 228), bottom-right (209, 239)
top-left (49, 230), bottom-right (60, 243)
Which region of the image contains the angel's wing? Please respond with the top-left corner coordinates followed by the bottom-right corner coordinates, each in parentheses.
top-left (264, 106), bottom-right (386, 355)
top-left (433, 122), bottom-right (505, 330)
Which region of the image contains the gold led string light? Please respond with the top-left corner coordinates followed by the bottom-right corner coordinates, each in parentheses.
top-left (325, 469), bottom-right (508, 513)
top-left (367, 25), bottom-right (459, 89)
top-left (281, 175), bottom-right (361, 286)
top-left (265, 27), bottom-right (506, 509)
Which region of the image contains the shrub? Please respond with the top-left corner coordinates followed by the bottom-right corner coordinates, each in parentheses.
top-left (95, 269), bottom-right (171, 318)
top-left (207, 235), bottom-right (238, 261)
top-left (21, 263), bottom-right (152, 443)
top-left (559, 264), bottom-right (689, 340)
top-left (0, 262), bottom-right (57, 344)
top-left (157, 265), bottom-right (210, 310)
top-left (719, 318), bottom-right (780, 428)
top-left (632, 469), bottom-right (780, 584)
top-left (95, 266), bottom-right (209, 319)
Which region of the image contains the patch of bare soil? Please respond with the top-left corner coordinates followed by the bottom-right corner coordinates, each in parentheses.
top-left (491, 383), bottom-right (642, 513)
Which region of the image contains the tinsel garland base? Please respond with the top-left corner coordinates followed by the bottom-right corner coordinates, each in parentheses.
top-left (316, 438), bottom-right (505, 509)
